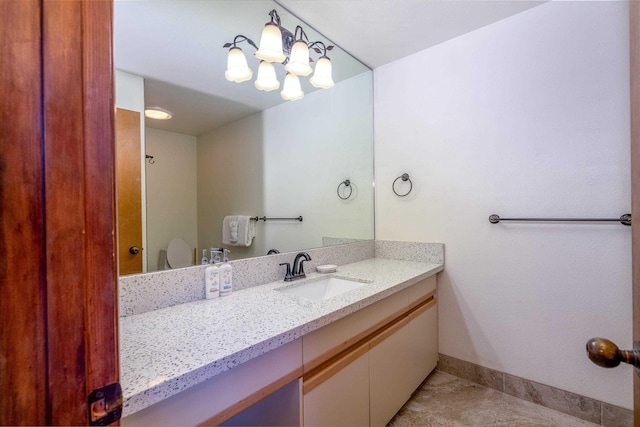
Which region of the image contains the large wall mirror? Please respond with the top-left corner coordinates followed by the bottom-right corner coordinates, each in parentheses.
top-left (114, 0), bottom-right (374, 276)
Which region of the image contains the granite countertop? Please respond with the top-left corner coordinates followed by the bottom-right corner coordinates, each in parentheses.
top-left (120, 257), bottom-right (443, 416)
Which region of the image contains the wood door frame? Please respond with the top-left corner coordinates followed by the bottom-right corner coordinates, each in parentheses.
top-left (0, 0), bottom-right (118, 424)
top-left (631, 2), bottom-right (640, 425)
top-left (1, 0), bottom-right (639, 424)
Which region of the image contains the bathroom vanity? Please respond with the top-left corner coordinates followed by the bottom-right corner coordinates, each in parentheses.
top-left (120, 246), bottom-right (443, 426)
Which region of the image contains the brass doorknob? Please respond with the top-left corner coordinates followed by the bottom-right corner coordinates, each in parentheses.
top-left (585, 337), bottom-right (640, 368)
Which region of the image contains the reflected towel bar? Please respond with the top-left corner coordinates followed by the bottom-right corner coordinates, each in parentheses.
top-left (250, 216), bottom-right (303, 222)
top-left (489, 214), bottom-right (631, 226)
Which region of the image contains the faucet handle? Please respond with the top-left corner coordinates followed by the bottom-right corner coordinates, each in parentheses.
top-left (279, 262), bottom-right (293, 282)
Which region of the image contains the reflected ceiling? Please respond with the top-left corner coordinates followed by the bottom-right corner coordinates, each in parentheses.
top-left (114, 0), bottom-right (369, 135)
top-left (114, 0), bottom-right (546, 136)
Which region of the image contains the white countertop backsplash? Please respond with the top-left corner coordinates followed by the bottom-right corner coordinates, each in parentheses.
top-left (119, 240), bottom-right (376, 317)
top-left (119, 240), bottom-right (444, 417)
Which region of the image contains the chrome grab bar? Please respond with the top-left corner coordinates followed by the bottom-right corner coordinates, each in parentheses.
top-left (489, 213), bottom-right (631, 226)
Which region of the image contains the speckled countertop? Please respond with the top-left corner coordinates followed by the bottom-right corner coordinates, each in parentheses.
top-left (120, 257), bottom-right (443, 416)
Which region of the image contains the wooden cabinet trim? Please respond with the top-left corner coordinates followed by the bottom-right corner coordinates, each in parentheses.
top-left (303, 342), bottom-right (369, 395)
top-left (303, 291), bottom-right (436, 394)
top-left (408, 297), bottom-right (437, 321)
top-left (303, 289), bottom-right (436, 373)
top-left (198, 367), bottom-right (302, 426)
top-left (368, 315), bottom-right (411, 349)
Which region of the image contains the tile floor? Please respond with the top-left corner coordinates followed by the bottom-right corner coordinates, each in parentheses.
top-left (388, 371), bottom-right (600, 427)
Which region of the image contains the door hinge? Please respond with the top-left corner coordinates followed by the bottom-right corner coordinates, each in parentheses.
top-left (88, 383), bottom-right (122, 426)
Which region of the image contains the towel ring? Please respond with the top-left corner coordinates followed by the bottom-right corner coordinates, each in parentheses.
top-left (393, 173), bottom-right (412, 197)
top-left (337, 179), bottom-right (353, 200)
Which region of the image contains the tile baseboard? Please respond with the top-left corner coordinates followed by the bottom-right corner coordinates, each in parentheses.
top-left (437, 353), bottom-right (632, 427)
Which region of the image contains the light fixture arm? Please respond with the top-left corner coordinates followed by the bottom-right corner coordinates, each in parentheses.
top-left (223, 35), bottom-right (258, 51)
top-left (294, 26), bottom-right (309, 43)
top-left (308, 41), bottom-right (334, 57)
top-left (268, 9), bottom-right (282, 27)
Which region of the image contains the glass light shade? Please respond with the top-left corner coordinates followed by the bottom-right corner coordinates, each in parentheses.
top-left (281, 73), bottom-right (304, 101)
top-left (255, 23), bottom-right (286, 63)
top-left (225, 47), bottom-right (253, 83)
top-left (284, 41), bottom-right (312, 76)
top-left (144, 107), bottom-right (172, 120)
top-left (310, 56), bottom-right (335, 89)
top-left (254, 61), bottom-right (280, 91)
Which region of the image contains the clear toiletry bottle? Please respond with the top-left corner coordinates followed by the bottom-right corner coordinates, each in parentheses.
top-left (219, 249), bottom-right (233, 296)
top-left (201, 249), bottom-right (208, 265)
top-left (205, 256), bottom-right (220, 299)
top-left (211, 248), bottom-right (222, 264)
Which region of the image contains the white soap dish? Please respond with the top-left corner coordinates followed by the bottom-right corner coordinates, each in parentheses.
top-left (316, 264), bottom-right (337, 274)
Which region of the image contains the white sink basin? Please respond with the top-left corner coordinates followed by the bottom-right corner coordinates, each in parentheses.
top-left (278, 277), bottom-right (368, 302)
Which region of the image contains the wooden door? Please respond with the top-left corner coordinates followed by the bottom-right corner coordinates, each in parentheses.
top-left (116, 108), bottom-right (143, 275)
top-left (0, 0), bottom-right (118, 424)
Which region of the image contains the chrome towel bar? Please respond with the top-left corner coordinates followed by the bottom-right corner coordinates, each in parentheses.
top-left (489, 213), bottom-right (631, 226)
top-left (250, 216), bottom-right (303, 222)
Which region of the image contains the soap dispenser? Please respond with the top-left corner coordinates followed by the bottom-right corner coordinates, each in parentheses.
top-left (211, 248), bottom-right (222, 264)
top-left (219, 249), bottom-right (233, 296)
top-left (201, 249), bottom-right (208, 265)
top-left (204, 251), bottom-right (221, 300)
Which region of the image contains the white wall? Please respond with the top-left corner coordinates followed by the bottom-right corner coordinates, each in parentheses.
top-left (263, 72), bottom-right (374, 253)
top-left (197, 72), bottom-right (374, 258)
top-left (197, 114), bottom-right (266, 259)
top-left (374, 1), bottom-right (632, 409)
top-left (146, 128), bottom-right (198, 270)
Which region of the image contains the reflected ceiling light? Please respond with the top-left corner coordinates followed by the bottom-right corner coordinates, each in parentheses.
top-left (310, 56), bottom-right (334, 89)
top-left (224, 36), bottom-right (255, 83)
top-left (285, 27), bottom-right (312, 77)
top-left (144, 107), bottom-right (172, 120)
top-left (281, 73), bottom-right (304, 101)
top-left (255, 11), bottom-right (287, 63)
top-left (223, 9), bottom-right (335, 101)
top-left (255, 61), bottom-right (280, 91)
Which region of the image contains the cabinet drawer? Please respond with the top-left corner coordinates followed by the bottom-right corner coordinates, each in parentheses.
top-left (303, 346), bottom-right (369, 427)
top-left (407, 275), bottom-right (437, 309)
top-left (303, 288), bottom-right (410, 372)
top-left (303, 276), bottom-right (436, 373)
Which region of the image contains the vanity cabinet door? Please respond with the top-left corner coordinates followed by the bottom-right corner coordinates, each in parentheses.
top-left (303, 347), bottom-right (369, 427)
top-left (369, 300), bottom-right (438, 427)
top-left (407, 302), bottom-right (438, 392)
top-left (368, 318), bottom-right (413, 427)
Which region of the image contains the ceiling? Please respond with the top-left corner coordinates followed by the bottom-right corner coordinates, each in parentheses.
top-left (114, 0), bottom-right (545, 136)
top-left (279, 0), bottom-right (545, 69)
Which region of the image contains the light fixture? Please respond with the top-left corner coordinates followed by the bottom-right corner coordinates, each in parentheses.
top-left (310, 56), bottom-right (334, 89)
top-left (224, 36), bottom-right (256, 83)
top-left (144, 107), bottom-right (172, 120)
top-left (285, 27), bottom-right (312, 76)
top-left (255, 11), bottom-right (287, 63)
top-left (308, 42), bottom-right (334, 89)
top-left (254, 61), bottom-right (280, 91)
top-left (281, 73), bottom-right (304, 101)
top-left (223, 9), bottom-right (335, 101)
